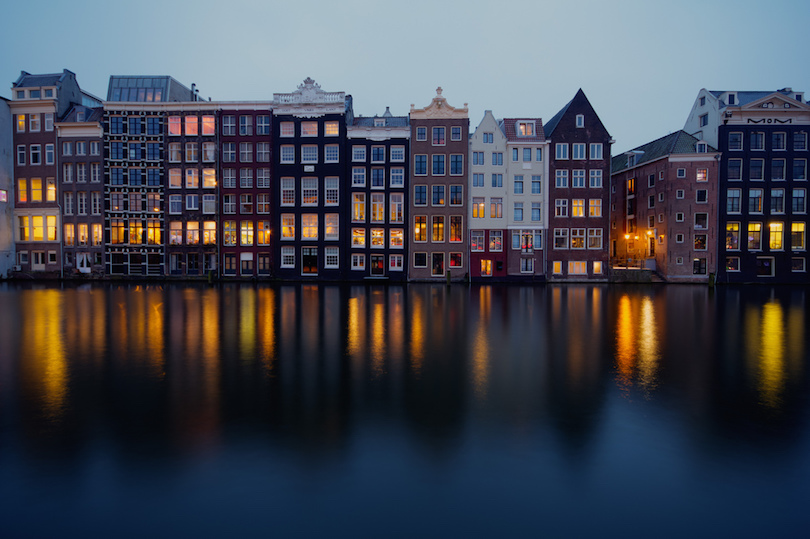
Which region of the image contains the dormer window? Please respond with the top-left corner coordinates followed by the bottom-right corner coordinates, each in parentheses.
top-left (29, 90), bottom-right (41, 99)
top-left (727, 93), bottom-right (736, 105)
top-left (576, 115), bottom-right (584, 128)
top-left (696, 143), bottom-right (707, 153)
top-left (374, 118), bottom-right (385, 127)
top-left (518, 121), bottom-right (534, 136)
top-left (44, 89), bottom-right (53, 98)
top-left (16, 90), bottom-right (25, 99)
top-left (627, 155), bottom-right (636, 167)
top-left (77, 111), bottom-right (85, 122)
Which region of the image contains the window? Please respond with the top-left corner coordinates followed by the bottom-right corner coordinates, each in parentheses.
top-left (413, 216), bottom-right (427, 242)
top-left (727, 188), bottom-right (742, 213)
top-left (794, 159), bottom-right (807, 181)
top-left (473, 173), bottom-right (484, 187)
top-left (728, 159), bottom-right (742, 181)
top-left (169, 194), bottom-right (182, 214)
top-left (391, 167), bottom-right (405, 187)
top-left (676, 212), bottom-right (684, 222)
top-left (240, 142), bottom-right (253, 162)
top-left (676, 189), bottom-right (685, 199)
top-left (432, 127), bottom-right (445, 145)
top-left (491, 174), bottom-right (503, 188)
top-left (239, 115), bottom-right (253, 136)
top-left (450, 154), bottom-right (463, 175)
top-left (182, 116), bottom-right (198, 136)
top-left (301, 214), bottom-right (318, 240)
top-left (794, 188), bottom-right (807, 213)
top-left (531, 176), bottom-right (542, 194)
top-left (391, 146), bottom-right (405, 163)
top-left (411, 154), bottom-right (427, 175)
top-left (677, 168), bottom-right (686, 178)
top-left (280, 145), bottom-right (295, 164)
top-left (554, 229), bottom-right (568, 249)
top-left (279, 122), bottom-right (294, 137)
top-left (588, 143), bottom-right (603, 160)
top-left (699, 114), bottom-right (708, 127)
top-left (301, 177), bottom-right (318, 205)
top-left (792, 258), bottom-right (806, 272)
top-left (325, 214), bottom-right (339, 240)
top-left (693, 258), bottom-right (707, 275)
top-left (694, 234), bottom-right (707, 250)
top-left (371, 193), bottom-right (385, 223)
top-left (483, 132), bottom-right (493, 144)
top-left (301, 145), bottom-right (317, 163)
top-left (515, 177), bottom-right (524, 194)
top-left (696, 169), bottom-right (708, 182)
top-left (450, 216), bottom-right (462, 243)
top-left (281, 214), bottom-right (295, 240)
top-left (352, 167), bottom-right (366, 187)
top-left (696, 189), bottom-right (708, 203)
top-left (523, 148), bottom-right (532, 162)
top-left (792, 223), bottom-right (806, 250)
top-left (221, 116), bottom-right (236, 136)
top-left (325, 121), bottom-right (339, 136)
top-left (793, 132), bottom-right (808, 150)
top-left (576, 114), bottom-right (584, 128)
top-left (351, 254), bottom-right (365, 270)
top-left (432, 185), bottom-right (445, 206)
top-left (492, 152), bottom-right (503, 166)
top-left (279, 178), bottom-right (294, 206)
top-left (556, 170), bottom-right (568, 188)
top-left (370, 146), bottom-right (385, 163)
top-left (168, 116), bottom-right (182, 136)
top-left (695, 213), bottom-right (708, 230)
top-left (514, 202), bottom-right (523, 221)
top-left (531, 202), bottom-right (541, 222)
top-left (489, 230), bottom-right (503, 252)
top-left (257, 142), bottom-right (271, 162)
top-left (555, 199), bottom-right (568, 217)
top-left (280, 247), bottom-right (295, 268)
top-left (555, 144), bottom-right (569, 160)
top-left (325, 177), bottom-right (339, 206)
top-left (748, 223), bottom-right (762, 250)
top-left (222, 143), bottom-right (236, 162)
top-left (569, 228), bottom-right (585, 249)
top-left (588, 229), bottom-right (603, 249)
top-left (589, 170), bottom-right (602, 188)
top-left (769, 222), bottom-right (784, 250)
top-left (301, 121), bottom-right (318, 137)
top-left (572, 170), bottom-right (585, 188)
top-left (450, 185), bottom-right (463, 206)
top-left (371, 168), bottom-right (384, 188)
top-left (472, 197), bottom-right (485, 218)
top-left (432, 216), bottom-right (445, 242)
top-left (573, 143), bottom-right (586, 160)
top-left (416, 127), bottom-right (427, 141)
top-left (490, 197), bottom-right (503, 218)
top-left (414, 185), bottom-right (427, 206)
top-left (771, 188), bottom-right (785, 213)
top-left (589, 199), bottom-right (602, 217)
top-left (571, 198), bottom-right (585, 217)
top-left (769, 159), bottom-right (786, 181)
top-left (749, 188), bottom-right (763, 213)
top-left (471, 231), bottom-right (485, 251)
top-left (750, 132), bottom-right (764, 150)
top-left (352, 228), bottom-right (365, 247)
top-left (29, 145), bottom-right (41, 166)
top-left (29, 114), bottom-right (41, 132)
top-left (726, 223), bottom-right (740, 250)
top-left (353, 193), bottom-right (366, 222)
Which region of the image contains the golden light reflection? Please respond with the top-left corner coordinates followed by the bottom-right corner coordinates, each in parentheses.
top-left (347, 296), bottom-right (363, 358)
top-left (637, 296), bottom-right (659, 391)
top-left (757, 302), bottom-right (785, 409)
top-left (615, 294), bottom-right (635, 386)
top-left (371, 296), bottom-right (386, 377)
top-left (239, 287), bottom-right (257, 360)
top-left (471, 286), bottom-right (492, 400)
top-left (409, 293), bottom-right (425, 376)
top-left (20, 290), bottom-right (68, 421)
top-left (147, 291), bottom-right (165, 377)
top-left (257, 288), bottom-right (276, 372)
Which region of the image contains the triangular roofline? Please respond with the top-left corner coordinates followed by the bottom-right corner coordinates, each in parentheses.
top-left (739, 91), bottom-right (810, 111)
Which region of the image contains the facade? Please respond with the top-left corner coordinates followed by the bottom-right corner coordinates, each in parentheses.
top-left (686, 90), bottom-right (809, 283)
top-left (611, 131), bottom-right (720, 281)
top-left (57, 105), bottom-right (105, 276)
top-left (468, 111), bottom-right (509, 279)
top-left (502, 117), bottom-right (549, 280)
top-left (545, 89), bottom-right (612, 281)
top-left (408, 88), bottom-right (469, 280)
top-left (272, 78), bottom-right (347, 280)
top-left (220, 104), bottom-right (274, 278)
top-left (0, 97), bottom-right (13, 278)
top-left (10, 70), bottom-right (86, 277)
top-left (347, 108), bottom-right (410, 280)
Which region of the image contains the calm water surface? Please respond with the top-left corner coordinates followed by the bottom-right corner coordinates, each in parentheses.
top-left (0, 282), bottom-right (808, 538)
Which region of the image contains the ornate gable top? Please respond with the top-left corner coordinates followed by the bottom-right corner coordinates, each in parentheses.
top-left (273, 77), bottom-right (345, 106)
top-left (410, 87), bottom-right (468, 119)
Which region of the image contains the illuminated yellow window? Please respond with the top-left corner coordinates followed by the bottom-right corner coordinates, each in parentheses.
top-left (92, 224), bottom-right (103, 246)
top-left (325, 121), bottom-right (339, 136)
top-left (239, 221), bottom-right (252, 246)
top-left (697, 168), bottom-right (708, 182)
top-left (256, 221), bottom-right (270, 245)
top-left (47, 216), bottom-right (56, 241)
top-left (202, 116), bottom-right (215, 135)
top-left (203, 221), bottom-right (217, 245)
top-left (18, 179), bottom-right (27, 202)
top-left (769, 222), bottom-right (783, 250)
top-left (593, 261), bottom-right (602, 274)
top-left (30, 178), bottom-right (42, 202)
top-left (481, 259), bottom-right (492, 276)
top-left (32, 215), bottom-right (44, 241)
top-left (17, 114), bottom-right (25, 133)
top-left (130, 220), bottom-right (144, 245)
top-left (169, 221), bottom-right (183, 245)
top-left (18, 216), bottom-right (29, 240)
top-left (572, 199), bottom-right (585, 217)
top-left (352, 228), bottom-right (365, 247)
top-left (371, 228), bottom-right (385, 247)
top-left (64, 224), bottom-right (75, 246)
top-left (792, 222), bottom-right (805, 250)
top-left (46, 178), bottom-right (56, 202)
top-left (553, 261), bottom-right (563, 274)
top-left (301, 215), bottom-right (318, 240)
top-left (185, 116), bottom-right (198, 136)
top-left (281, 214), bottom-right (295, 239)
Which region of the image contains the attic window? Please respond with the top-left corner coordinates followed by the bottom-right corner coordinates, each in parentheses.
top-left (518, 121), bottom-right (534, 136)
top-left (16, 90), bottom-right (25, 99)
top-left (77, 111), bottom-right (85, 122)
top-left (727, 93), bottom-right (736, 105)
top-left (576, 115), bottom-right (584, 128)
top-left (699, 96), bottom-right (706, 106)
top-left (696, 143), bottom-right (707, 153)
top-left (627, 155), bottom-right (636, 167)
top-left (374, 118), bottom-right (385, 127)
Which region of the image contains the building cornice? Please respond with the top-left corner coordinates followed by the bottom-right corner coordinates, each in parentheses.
top-left (410, 87), bottom-right (468, 120)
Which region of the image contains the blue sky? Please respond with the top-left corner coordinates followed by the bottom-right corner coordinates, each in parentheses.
top-left (2, 0), bottom-right (808, 153)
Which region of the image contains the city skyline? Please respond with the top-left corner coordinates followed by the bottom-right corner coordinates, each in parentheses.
top-left (1, 0), bottom-right (808, 153)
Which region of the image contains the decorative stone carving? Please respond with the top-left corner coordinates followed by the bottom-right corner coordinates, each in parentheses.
top-left (273, 77), bottom-right (346, 116)
top-left (410, 87), bottom-right (468, 119)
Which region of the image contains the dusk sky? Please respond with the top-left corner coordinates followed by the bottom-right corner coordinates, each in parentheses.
top-left (2, 0), bottom-right (808, 153)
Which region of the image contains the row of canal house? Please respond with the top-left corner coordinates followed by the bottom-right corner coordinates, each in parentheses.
top-left (5, 69), bottom-right (803, 283)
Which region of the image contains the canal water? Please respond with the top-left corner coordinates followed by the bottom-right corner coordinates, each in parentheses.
top-left (0, 282), bottom-right (808, 537)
